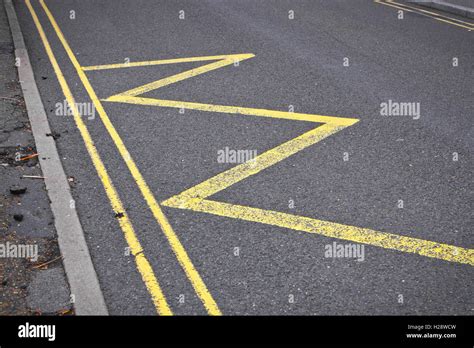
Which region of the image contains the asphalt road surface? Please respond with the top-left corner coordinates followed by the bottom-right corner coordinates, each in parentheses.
top-left (14, 0), bottom-right (473, 315)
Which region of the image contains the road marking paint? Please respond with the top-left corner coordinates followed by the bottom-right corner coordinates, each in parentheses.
top-left (161, 123), bottom-right (350, 205)
top-left (162, 199), bottom-right (474, 266)
top-left (102, 53), bottom-right (472, 266)
top-left (112, 55), bottom-right (254, 97)
top-left (375, 0), bottom-right (474, 30)
top-left (39, 0), bottom-right (221, 316)
top-left (82, 54), bottom-right (254, 71)
top-left (105, 95), bottom-right (359, 126)
top-left (386, 0), bottom-right (474, 27)
top-left (36, 0), bottom-right (472, 306)
top-left (26, 0), bottom-right (172, 315)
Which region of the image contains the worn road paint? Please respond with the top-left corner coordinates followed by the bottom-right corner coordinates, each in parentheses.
top-left (163, 200), bottom-right (474, 266)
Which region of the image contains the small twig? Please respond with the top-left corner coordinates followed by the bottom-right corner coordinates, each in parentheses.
top-left (32, 255), bottom-right (63, 269)
top-left (19, 153), bottom-right (38, 161)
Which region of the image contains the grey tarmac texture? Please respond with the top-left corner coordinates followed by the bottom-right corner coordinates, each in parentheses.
top-left (13, 0), bottom-right (473, 315)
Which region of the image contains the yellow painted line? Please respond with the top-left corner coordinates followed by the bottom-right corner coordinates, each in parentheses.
top-left (159, 117), bottom-right (474, 266)
top-left (25, 0), bottom-right (172, 315)
top-left (82, 54), bottom-right (255, 71)
top-left (39, 0), bottom-right (221, 316)
top-left (99, 48), bottom-right (472, 266)
top-left (114, 54), bottom-right (254, 97)
top-left (375, 0), bottom-right (474, 30)
top-left (105, 95), bottom-right (359, 126)
top-left (387, 0), bottom-right (474, 27)
top-left (162, 199), bottom-right (474, 266)
top-left (162, 123), bottom-right (350, 206)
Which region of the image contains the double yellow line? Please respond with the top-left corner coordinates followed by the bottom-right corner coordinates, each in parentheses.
top-left (375, 0), bottom-right (474, 30)
top-left (25, 0), bottom-right (474, 316)
top-left (26, 0), bottom-right (221, 315)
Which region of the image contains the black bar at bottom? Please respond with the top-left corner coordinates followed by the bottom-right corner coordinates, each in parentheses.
top-left (0, 315), bottom-right (471, 346)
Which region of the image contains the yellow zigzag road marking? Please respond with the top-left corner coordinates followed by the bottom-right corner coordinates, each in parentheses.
top-left (173, 200), bottom-right (474, 266)
top-left (106, 95), bottom-right (357, 126)
top-left (99, 53), bottom-right (474, 266)
top-left (83, 54), bottom-right (255, 72)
